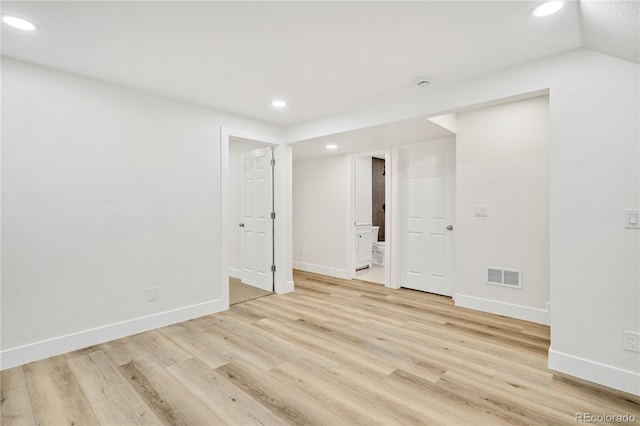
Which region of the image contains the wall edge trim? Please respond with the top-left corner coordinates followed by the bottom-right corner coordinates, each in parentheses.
top-left (292, 262), bottom-right (351, 280)
top-left (454, 293), bottom-right (550, 324)
top-left (548, 348), bottom-right (640, 396)
top-left (228, 267), bottom-right (242, 279)
top-left (277, 280), bottom-right (295, 295)
top-left (0, 299), bottom-right (226, 370)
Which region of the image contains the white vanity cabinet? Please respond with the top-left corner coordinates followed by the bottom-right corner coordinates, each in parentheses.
top-left (355, 225), bottom-right (372, 270)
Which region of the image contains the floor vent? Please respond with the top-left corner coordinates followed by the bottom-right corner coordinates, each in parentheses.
top-left (486, 267), bottom-right (522, 288)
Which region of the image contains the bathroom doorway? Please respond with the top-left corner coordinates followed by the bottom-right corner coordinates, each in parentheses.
top-left (352, 151), bottom-right (390, 285)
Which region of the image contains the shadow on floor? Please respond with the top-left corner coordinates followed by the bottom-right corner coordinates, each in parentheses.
top-left (229, 277), bottom-right (273, 305)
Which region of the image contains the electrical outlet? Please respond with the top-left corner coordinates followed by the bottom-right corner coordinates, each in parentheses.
top-left (623, 331), bottom-right (640, 352)
top-left (147, 287), bottom-right (158, 302)
top-left (624, 209), bottom-right (640, 229)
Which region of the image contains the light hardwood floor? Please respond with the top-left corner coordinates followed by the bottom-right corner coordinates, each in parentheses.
top-left (2, 270), bottom-right (639, 425)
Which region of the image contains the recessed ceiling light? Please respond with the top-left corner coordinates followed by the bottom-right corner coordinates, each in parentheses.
top-left (531, 1), bottom-right (564, 17)
top-left (326, 144), bottom-right (338, 150)
top-left (272, 100), bottom-right (287, 108)
top-left (2, 15), bottom-right (38, 31)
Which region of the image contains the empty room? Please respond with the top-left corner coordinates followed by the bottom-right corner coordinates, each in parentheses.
top-left (1, 1), bottom-right (639, 425)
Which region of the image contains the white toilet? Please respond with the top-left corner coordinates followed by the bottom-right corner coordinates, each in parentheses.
top-left (371, 226), bottom-right (385, 265)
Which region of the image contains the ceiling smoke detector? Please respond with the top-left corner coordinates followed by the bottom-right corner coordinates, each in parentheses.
top-left (415, 76), bottom-right (432, 87)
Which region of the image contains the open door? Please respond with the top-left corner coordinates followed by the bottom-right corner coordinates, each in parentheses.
top-left (240, 146), bottom-right (274, 291)
top-left (400, 140), bottom-right (455, 296)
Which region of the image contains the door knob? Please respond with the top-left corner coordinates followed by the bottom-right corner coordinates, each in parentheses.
top-left (446, 225), bottom-right (453, 231)
top-left (239, 223), bottom-right (245, 228)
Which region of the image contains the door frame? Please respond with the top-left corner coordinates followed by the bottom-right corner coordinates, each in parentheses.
top-left (220, 127), bottom-right (294, 309)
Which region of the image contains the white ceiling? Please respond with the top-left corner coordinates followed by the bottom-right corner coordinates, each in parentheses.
top-left (2, 0), bottom-right (589, 127)
top-left (580, 0), bottom-right (639, 64)
top-left (2, 1), bottom-right (637, 161)
top-left (292, 114), bottom-right (455, 160)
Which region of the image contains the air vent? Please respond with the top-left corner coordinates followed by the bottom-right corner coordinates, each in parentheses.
top-left (486, 267), bottom-right (522, 288)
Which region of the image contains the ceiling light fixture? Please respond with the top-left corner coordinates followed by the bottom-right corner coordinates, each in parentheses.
top-left (2, 15), bottom-right (38, 31)
top-left (531, 1), bottom-right (564, 17)
top-left (272, 100), bottom-right (287, 108)
top-left (326, 144), bottom-right (338, 150)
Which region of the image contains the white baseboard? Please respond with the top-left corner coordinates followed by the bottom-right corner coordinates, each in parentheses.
top-left (454, 294), bottom-right (550, 325)
top-left (0, 299), bottom-right (226, 370)
top-left (228, 267), bottom-right (242, 279)
top-left (549, 349), bottom-right (640, 396)
top-left (293, 261), bottom-right (351, 280)
top-left (276, 280), bottom-right (295, 294)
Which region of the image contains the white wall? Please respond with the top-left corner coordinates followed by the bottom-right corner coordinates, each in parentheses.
top-left (287, 48), bottom-right (640, 395)
top-left (353, 156), bottom-right (372, 225)
top-left (228, 139), bottom-right (270, 278)
top-left (455, 96), bottom-right (550, 324)
top-left (292, 155), bottom-right (351, 278)
top-left (3, 47), bottom-right (638, 395)
top-left (546, 53), bottom-right (639, 396)
top-left (1, 58), bottom-right (283, 368)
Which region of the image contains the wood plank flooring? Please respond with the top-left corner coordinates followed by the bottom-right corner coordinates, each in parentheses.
top-left (2, 270), bottom-right (639, 425)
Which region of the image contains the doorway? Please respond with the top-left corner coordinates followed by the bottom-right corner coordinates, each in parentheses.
top-left (221, 127), bottom-right (293, 309)
top-left (352, 151), bottom-right (391, 286)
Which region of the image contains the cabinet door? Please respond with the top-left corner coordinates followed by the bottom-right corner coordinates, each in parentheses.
top-left (357, 233), bottom-right (372, 263)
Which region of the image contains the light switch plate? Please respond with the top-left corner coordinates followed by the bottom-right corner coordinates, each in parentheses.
top-left (624, 209), bottom-right (640, 229)
top-left (474, 204), bottom-right (488, 217)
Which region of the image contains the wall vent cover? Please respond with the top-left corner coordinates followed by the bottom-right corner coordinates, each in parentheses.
top-left (486, 267), bottom-right (522, 288)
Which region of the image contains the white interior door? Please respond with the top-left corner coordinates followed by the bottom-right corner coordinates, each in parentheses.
top-left (241, 147), bottom-right (273, 291)
top-left (400, 140), bottom-right (455, 296)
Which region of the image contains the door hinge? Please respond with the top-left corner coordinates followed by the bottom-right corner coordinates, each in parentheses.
top-left (271, 265), bottom-right (276, 272)
top-left (270, 212), bottom-right (276, 219)
top-left (270, 158), bottom-right (276, 167)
